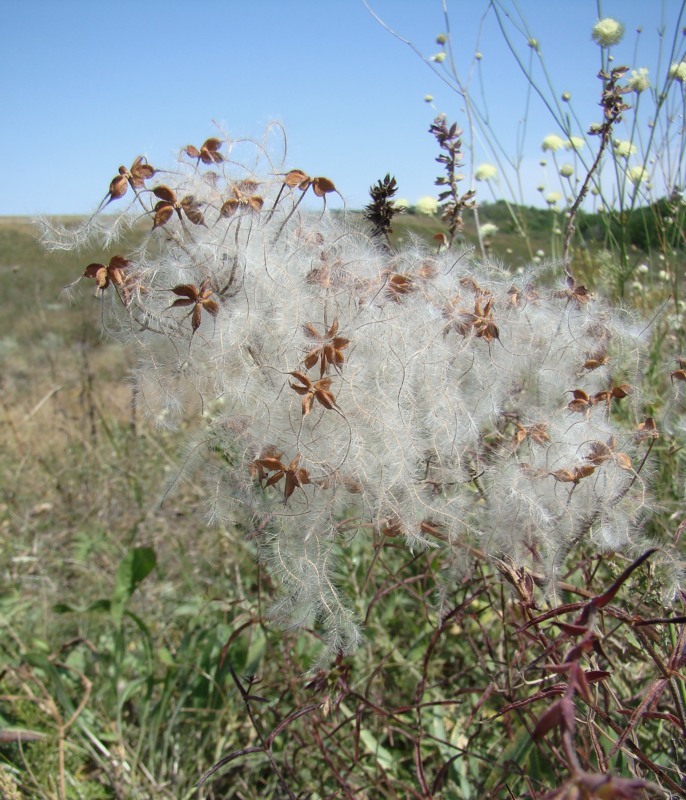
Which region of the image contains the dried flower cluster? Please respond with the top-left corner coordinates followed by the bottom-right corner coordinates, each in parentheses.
top-left (42, 130), bottom-right (661, 659)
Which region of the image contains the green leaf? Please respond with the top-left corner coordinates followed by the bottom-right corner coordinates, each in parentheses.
top-left (87, 598), bottom-right (111, 613)
top-left (111, 547), bottom-right (157, 624)
top-left (359, 729), bottom-right (395, 772)
top-left (484, 725), bottom-right (534, 791)
top-left (52, 603), bottom-right (76, 614)
top-left (244, 626), bottom-right (266, 675)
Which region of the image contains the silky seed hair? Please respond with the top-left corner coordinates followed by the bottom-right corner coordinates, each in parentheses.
top-left (41, 127), bottom-right (665, 661)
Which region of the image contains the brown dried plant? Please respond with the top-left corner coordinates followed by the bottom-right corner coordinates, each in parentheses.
top-left (562, 66), bottom-right (632, 264)
top-left (288, 372), bottom-right (337, 416)
top-left (302, 319), bottom-right (350, 377)
top-left (444, 294), bottom-right (499, 342)
top-left (170, 278), bottom-right (219, 331)
top-left (268, 169), bottom-right (342, 233)
top-left (98, 156), bottom-right (156, 210)
top-left (554, 276), bottom-right (594, 307)
top-left (429, 115), bottom-right (477, 246)
top-left (220, 181), bottom-right (264, 217)
top-left (512, 421), bottom-right (550, 448)
top-left (384, 272), bottom-right (415, 302)
top-left (549, 464), bottom-right (596, 485)
top-left (152, 186), bottom-right (205, 228)
top-left (251, 452), bottom-right (311, 503)
top-left (567, 385), bottom-right (631, 414)
top-left (82, 256), bottom-right (136, 304)
top-left (585, 436), bottom-right (633, 471)
top-left (184, 137), bottom-right (224, 165)
top-left (364, 173), bottom-right (402, 248)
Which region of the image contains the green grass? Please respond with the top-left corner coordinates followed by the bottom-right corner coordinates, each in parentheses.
top-left (1, 215), bottom-right (684, 798)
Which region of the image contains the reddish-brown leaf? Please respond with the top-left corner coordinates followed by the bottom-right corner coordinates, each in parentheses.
top-left (636, 416), bottom-right (658, 440)
top-left (312, 177), bottom-right (336, 196)
top-left (172, 284), bottom-right (199, 301)
top-left (284, 169), bottom-right (310, 188)
top-left (220, 198), bottom-right (239, 217)
top-left (203, 298), bottom-right (219, 317)
top-left (153, 185), bottom-right (177, 203)
top-left (152, 202), bottom-right (175, 229)
top-left (191, 305), bottom-right (203, 331)
top-left (568, 389), bottom-right (591, 413)
top-left (129, 156), bottom-right (156, 187)
top-left (200, 138), bottom-right (224, 164)
top-left (108, 174), bottom-right (128, 200)
top-left (550, 465), bottom-right (595, 484)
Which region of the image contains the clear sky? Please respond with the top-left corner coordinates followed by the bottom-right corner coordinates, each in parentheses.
top-left (2, 0), bottom-right (685, 216)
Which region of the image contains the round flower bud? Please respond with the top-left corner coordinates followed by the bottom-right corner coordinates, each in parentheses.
top-left (592, 18), bottom-right (624, 46)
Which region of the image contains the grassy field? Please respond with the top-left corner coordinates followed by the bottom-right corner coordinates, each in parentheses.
top-left (1, 213), bottom-right (685, 799)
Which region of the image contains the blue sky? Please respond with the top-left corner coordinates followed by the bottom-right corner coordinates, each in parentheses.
top-left (2, 0), bottom-right (685, 216)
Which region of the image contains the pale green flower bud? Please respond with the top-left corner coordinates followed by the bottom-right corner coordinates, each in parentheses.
top-left (475, 163), bottom-right (497, 181)
top-left (565, 137), bottom-right (584, 151)
top-left (669, 62), bottom-right (686, 82)
top-left (592, 18), bottom-right (624, 46)
top-left (415, 196), bottom-right (439, 215)
top-left (541, 135), bottom-right (565, 152)
top-left (613, 139), bottom-right (637, 158)
top-left (627, 67), bottom-right (650, 93)
top-left (627, 165), bottom-right (648, 184)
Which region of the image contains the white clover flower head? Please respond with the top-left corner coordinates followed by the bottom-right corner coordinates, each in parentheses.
top-left (627, 165), bottom-right (648, 184)
top-left (531, 255), bottom-right (541, 264)
top-left (479, 222), bottom-right (498, 238)
top-left (631, 281), bottom-right (643, 291)
top-left (627, 67), bottom-right (650, 93)
top-left (637, 263), bottom-right (649, 274)
top-left (542, 134), bottom-right (565, 152)
top-left (669, 61), bottom-right (686, 82)
top-left (394, 197), bottom-right (409, 209)
top-left (658, 269), bottom-right (670, 280)
top-left (545, 191), bottom-right (562, 206)
top-left (562, 91), bottom-right (571, 102)
top-left (431, 52), bottom-right (447, 63)
top-left (475, 51), bottom-right (483, 60)
top-left (424, 94), bottom-right (434, 103)
top-left (565, 136), bottom-right (585, 151)
top-left (535, 249), bottom-right (545, 258)
top-left (436, 33), bottom-right (448, 44)
top-left (475, 163), bottom-right (498, 181)
top-left (415, 195), bottom-right (439, 215)
top-left (592, 18), bottom-right (624, 46)
top-left (559, 164), bottom-right (574, 178)
top-left (613, 139), bottom-right (637, 158)
top-left (589, 122), bottom-right (603, 134)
